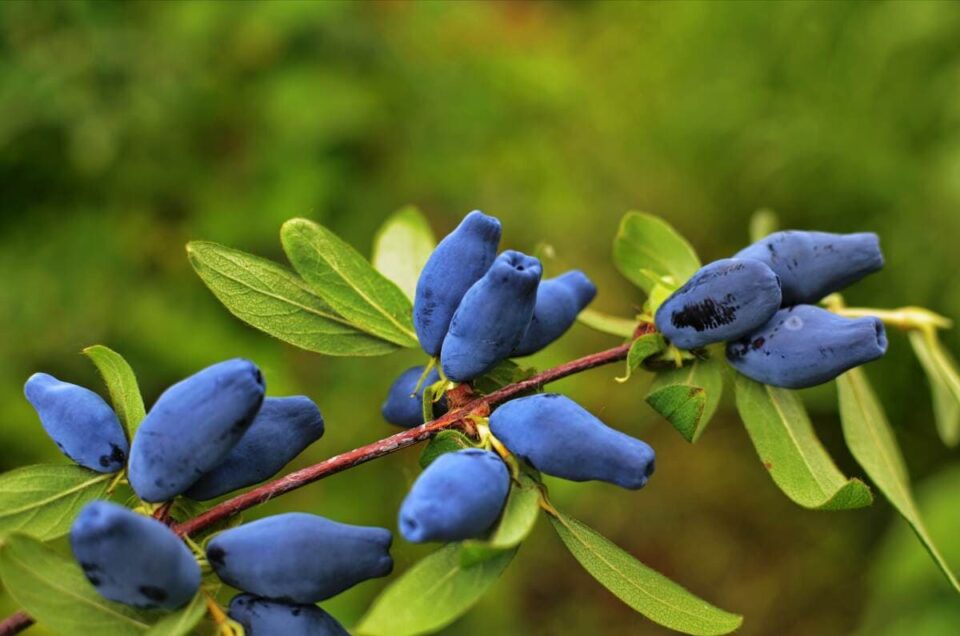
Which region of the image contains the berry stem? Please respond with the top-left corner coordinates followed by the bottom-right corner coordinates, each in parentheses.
top-left (0, 612), bottom-right (32, 636)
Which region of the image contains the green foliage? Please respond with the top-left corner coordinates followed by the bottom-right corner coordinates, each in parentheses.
top-left (371, 206), bottom-right (436, 302)
top-left (472, 360), bottom-right (536, 395)
top-left (418, 430), bottom-right (474, 469)
top-left (143, 593), bottom-right (206, 636)
top-left (460, 471), bottom-right (542, 566)
top-left (909, 330), bottom-right (960, 447)
top-left (82, 346), bottom-right (146, 440)
top-left (615, 332), bottom-right (666, 383)
top-left (576, 308), bottom-right (637, 339)
top-left (646, 355), bottom-right (723, 443)
top-left (613, 212), bottom-right (700, 294)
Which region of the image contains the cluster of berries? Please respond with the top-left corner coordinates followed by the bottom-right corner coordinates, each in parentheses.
top-left (655, 231), bottom-right (888, 388)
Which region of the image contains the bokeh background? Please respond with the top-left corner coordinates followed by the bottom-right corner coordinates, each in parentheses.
top-left (2, 1), bottom-right (959, 634)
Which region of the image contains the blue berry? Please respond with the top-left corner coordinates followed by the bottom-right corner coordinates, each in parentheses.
top-left (441, 250), bottom-right (542, 381)
top-left (513, 270), bottom-right (597, 357)
top-left (490, 394), bottom-right (655, 490)
top-left (726, 304), bottom-right (888, 389)
top-left (399, 449), bottom-right (510, 543)
top-left (69, 501), bottom-right (200, 610)
top-left (654, 258), bottom-right (782, 350)
top-left (185, 396), bottom-right (324, 500)
top-left (128, 358), bottom-right (265, 502)
top-left (24, 373), bottom-right (128, 473)
top-left (381, 366), bottom-right (447, 428)
top-left (207, 513), bottom-right (393, 603)
top-left (735, 230), bottom-right (884, 305)
top-left (414, 211), bottom-right (502, 356)
top-left (228, 595), bottom-right (348, 636)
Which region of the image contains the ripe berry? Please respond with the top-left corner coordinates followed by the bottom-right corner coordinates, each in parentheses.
top-left (381, 366), bottom-right (447, 428)
top-left (399, 449), bottom-right (510, 543)
top-left (441, 250), bottom-right (542, 381)
top-left (414, 210), bottom-right (502, 356)
top-left (207, 513), bottom-right (393, 603)
top-left (726, 304), bottom-right (888, 389)
top-left (185, 396), bottom-right (324, 500)
top-left (512, 270), bottom-right (597, 357)
top-left (128, 358), bottom-right (265, 502)
top-left (490, 393), bottom-right (655, 490)
top-left (228, 595), bottom-right (348, 636)
top-left (24, 373), bottom-right (128, 473)
top-left (69, 501), bottom-right (200, 610)
top-left (655, 258), bottom-right (782, 350)
top-left (735, 230), bottom-right (883, 305)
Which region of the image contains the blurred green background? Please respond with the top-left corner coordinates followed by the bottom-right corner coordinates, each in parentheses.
top-left (2, 1), bottom-right (959, 634)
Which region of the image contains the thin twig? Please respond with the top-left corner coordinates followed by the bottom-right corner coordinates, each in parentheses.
top-left (0, 612), bottom-right (32, 636)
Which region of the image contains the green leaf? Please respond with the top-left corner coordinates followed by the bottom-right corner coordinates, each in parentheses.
top-left (0, 533), bottom-right (161, 635)
top-left (187, 241), bottom-right (397, 357)
top-left (646, 356), bottom-right (723, 443)
top-left (418, 430), bottom-right (475, 469)
top-left (461, 472), bottom-right (542, 566)
top-left (472, 360), bottom-right (536, 395)
top-left (83, 345), bottom-right (146, 439)
top-left (281, 218), bottom-right (418, 348)
top-left (547, 510), bottom-right (742, 636)
top-left (144, 593), bottom-right (207, 636)
top-left (734, 375), bottom-right (872, 510)
top-left (616, 333), bottom-right (667, 383)
top-left (613, 211), bottom-right (701, 294)
top-left (909, 330), bottom-right (960, 447)
top-left (0, 465), bottom-right (112, 541)
top-left (837, 369), bottom-right (960, 593)
top-left (748, 208), bottom-right (779, 243)
top-left (576, 308), bottom-right (637, 339)
top-left (371, 205), bottom-right (436, 302)
top-left (355, 543), bottom-right (515, 636)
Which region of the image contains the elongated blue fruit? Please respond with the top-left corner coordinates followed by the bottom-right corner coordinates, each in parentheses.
top-left (185, 396), bottom-right (324, 500)
top-left (654, 258), bottom-right (782, 350)
top-left (441, 250), bottom-right (542, 381)
top-left (70, 501), bottom-right (200, 610)
top-left (399, 449), bottom-right (510, 543)
top-left (23, 373), bottom-right (128, 473)
top-left (207, 513), bottom-right (393, 603)
top-left (512, 270), bottom-right (597, 357)
top-left (414, 210), bottom-right (502, 356)
top-left (381, 366), bottom-right (447, 428)
top-left (726, 304), bottom-right (888, 389)
top-left (128, 358), bottom-right (265, 502)
top-left (229, 595), bottom-right (348, 636)
top-left (735, 230), bottom-right (884, 305)
top-left (490, 394), bottom-right (655, 489)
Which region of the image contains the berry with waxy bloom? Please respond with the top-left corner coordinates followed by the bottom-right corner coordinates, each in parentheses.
top-left (513, 270), bottom-right (597, 357)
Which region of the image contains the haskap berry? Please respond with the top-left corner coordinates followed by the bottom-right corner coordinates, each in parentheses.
top-left (128, 358), bottom-right (265, 502)
top-left (207, 513), bottom-right (393, 603)
top-left (512, 270), bottom-right (598, 357)
top-left (381, 365), bottom-right (447, 428)
top-left (399, 449), bottom-right (510, 543)
top-left (228, 595), bottom-right (348, 636)
top-left (185, 396), bottom-right (325, 500)
top-left (655, 258), bottom-right (782, 350)
top-left (414, 210), bottom-right (502, 356)
top-left (69, 501), bottom-right (200, 610)
top-left (735, 230), bottom-right (884, 305)
top-left (23, 373), bottom-right (128, 473)
top-left (490, 394), bottom-right (655, 489)
top-left (726, 304), bottom-right (888, 389)
top-left (441, 250), bottom-right (542, 381)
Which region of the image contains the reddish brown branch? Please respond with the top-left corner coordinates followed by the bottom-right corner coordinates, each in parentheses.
top-left (0, 612), bottom-right (32, 636)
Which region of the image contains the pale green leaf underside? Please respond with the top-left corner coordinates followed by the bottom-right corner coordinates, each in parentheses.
top-left (647, 356), bottom-right (723, 443)
top-left (144, 592), bottom-right (207, 636)
top-left (576, 308), bottom-right (637, 339)
top-left (908, 331), bottom-right (960, 447)
top-left (461, 472), bottom-right (541, 565)
top-left (617, 333), bottom-right (666, 383)
top-left (548, 511), bottom-right (742, 635)
top-left (0, 533), bottom-right (161, 635)
top-left (837, 369), bottom-right (960, 593)
top-left (613, 211), bottom-right (701, 294)
top-left (0, 465), bottom-right (111, 541)
top-left (371, 205), bottom-right (436, 302)
top-left (83, 344), bottom-right (146, 439)
top-left (281, 218), bottom-right (418, 348)
top-left (355, 543), bottom-right (515, 636)
top-left (187, 241), bottom-right (397, 356)
top-left (734, 376), bottom-right (872, 510)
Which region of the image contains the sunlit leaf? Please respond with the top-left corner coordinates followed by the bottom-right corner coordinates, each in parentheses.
top-left (909, 330), bottom-right (960, 447)
top-left (613, 211), bottom-right (700, 294)
top-left (83, 345), bottom-right (146, 440)
top-left (647, 356), bottom-right (723, 443)
top-left (461, 472), bottom-right (541, 566)
top-left (371, 205), bottom-right (436, 302)
top-left (576, 308), bottom-right (637, 338)
top-left (616, 333), bottom-right (666, 383)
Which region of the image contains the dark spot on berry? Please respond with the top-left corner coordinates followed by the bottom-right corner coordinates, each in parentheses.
top-left (291, 607), bottom-right (302, 616)
top-left (671, 298), bottom-right (737, 332)
top-left (207, 546), bottom-right (226, 567)
top-left (138, 585), bottom-right (168, 603)
top-left (752, 337), bottom-right (765, 350)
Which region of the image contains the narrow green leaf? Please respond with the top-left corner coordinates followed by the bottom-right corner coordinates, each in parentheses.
top-left (187, 241), bottom-right (397, 356)
top-left (576, 308), bottom-right (637, 338)
top-left (83, 345), bottom-right (146, 439)
top-left (0, 465), bottom-right (112, 541)
top-left (0, 533), bottom-right (160, 635)
top-left (145, 592), bottom-right (207, 636)
top-left (909, 330), bottom-right (960, 447)
top-left (418, 430), bottom-right (475, 469)
top-left (371, 205), bottom-right (436, 302)
top-left (547, 510), bottom-right (742, 635)
top-left (613, 211), bottom-right (701, 294)
top-left (838, 369), bottom-right (960, 593)
top-left (354, 543), bottom-right (515, 636)
top-left (647, 356), bottom-right (723, 443)
top-left (461, 472), bottom-right (541, 566)
top-left (472, 360), bottom-right (536, 395)
top-left (734, 375), bottom-right (872, 510)
top-left (616, 333), bottom-right (667, 383)
top-left (281, 218), bottom-right (418, 348)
